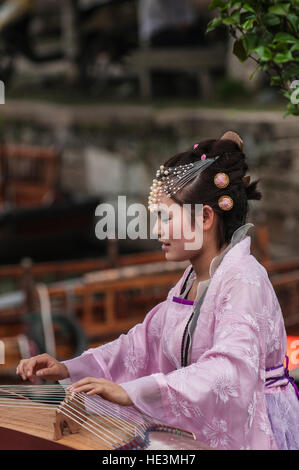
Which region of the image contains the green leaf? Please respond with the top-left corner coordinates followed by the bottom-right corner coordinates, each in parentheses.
top-left (206, 17), bottom-right (223, 32)
top-left (262, 13), bottom-right (281, 26)
top-left (274, 33), bottom-right (298, 43)
top-left (268, 4), bottom-right (290, 16)
top-left (209, 0), bottom-right (226, 9)
top-left (274, 50), bottom-right (294, 63)
top-left (242, 3), bottom-right (255, 13)
top-left (230, 0), bottom-right (242, 5)
top-left (242, 18), bottom-right (255, 29)
top-left (270, 75), bottom-right (282, 86)
top-left (254, 46), bottom-right (273, 61)
top-left (287, 103), bottom-right (299, 116)
top-left (223, 11), bottom-right (241, 25)
top-left (240, 11), bottom-right (255, 29)
top-left (249, 65), bottom-right (261, 81)
top-left (283, 90), bottom-right (292, 99)
top-left (287, 14), bottom-right (299, 33)
top-left (242, 31), bottom-right (259, 54)
top-left (233, 38), bottom-right (248, 62)
top-left (282, 64), bottom-right (299, 81)
top-left (240, 11), bottom-right (255, 22)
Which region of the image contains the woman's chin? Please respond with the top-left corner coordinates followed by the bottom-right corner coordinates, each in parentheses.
top-left (164, 251), bottom-right (188, 262)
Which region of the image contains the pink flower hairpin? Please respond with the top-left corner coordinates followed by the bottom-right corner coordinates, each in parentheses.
top-left (193, 144), bottom-right (207, 161)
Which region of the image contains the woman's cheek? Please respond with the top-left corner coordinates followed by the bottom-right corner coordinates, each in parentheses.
top-left (168, 239), bottom-right (190, 260)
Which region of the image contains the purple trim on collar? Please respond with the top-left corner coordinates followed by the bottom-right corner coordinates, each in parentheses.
top-left (172, 296), bottom-right (194, 306)
top-left (266, 363), bottom-right (283, 372)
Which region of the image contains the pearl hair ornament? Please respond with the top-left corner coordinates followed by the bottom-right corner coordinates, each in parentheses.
top-left (148, 156), bottom-right (221, 212)
top-left (148, 147), bottom-right (238, 213)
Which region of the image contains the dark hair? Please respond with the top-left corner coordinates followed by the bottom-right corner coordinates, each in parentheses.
top-left (163, 137), bottom-right (262, 250)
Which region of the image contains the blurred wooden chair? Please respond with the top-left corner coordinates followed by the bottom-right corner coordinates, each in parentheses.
top-left (0, 144), bottom-right (61, 209)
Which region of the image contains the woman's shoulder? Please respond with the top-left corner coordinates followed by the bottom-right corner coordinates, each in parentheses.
top-left (214, 249), bottom-right (273, 295)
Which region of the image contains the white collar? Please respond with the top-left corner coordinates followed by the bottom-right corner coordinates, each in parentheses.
top-left (209, 222), bottom-right (254, 277)
top-left (183, 222), bottom-right (254, 288)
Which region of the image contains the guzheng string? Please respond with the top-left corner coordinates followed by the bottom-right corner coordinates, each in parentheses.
top-left (0, 385), bottom-right (195, 449)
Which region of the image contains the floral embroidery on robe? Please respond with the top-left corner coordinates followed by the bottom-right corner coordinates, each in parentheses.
top-left (63, 231), bottom-right (299, 450)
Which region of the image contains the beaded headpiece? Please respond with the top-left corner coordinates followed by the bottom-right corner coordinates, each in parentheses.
top-left (148, 154), bottom-right (220, 212)
top-left (148, 132), bottom-right (245, 213)
top-left (148, 151), bottom-right (234, 213)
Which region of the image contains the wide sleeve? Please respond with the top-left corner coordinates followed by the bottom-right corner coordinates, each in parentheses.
top-left (121, 267), bottom-right (270, 449)
top-left (62, 299), bottom-right (168, 384)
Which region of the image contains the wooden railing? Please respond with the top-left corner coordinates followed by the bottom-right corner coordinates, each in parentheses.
top-left (0, 221), bottom-right (295, 285)
top-left (0, 260), bottom-right (187, 374)
top-left (0, 218), bottom-right (298, 374)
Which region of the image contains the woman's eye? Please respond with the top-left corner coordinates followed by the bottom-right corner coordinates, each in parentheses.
top-left (156, 211), bottom-right (171, 223)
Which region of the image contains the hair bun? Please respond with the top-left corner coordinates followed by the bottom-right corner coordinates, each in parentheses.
top-left (220, 131), bottom-right (243, 151)
top-left (242, 175), bottom-right (251, 187)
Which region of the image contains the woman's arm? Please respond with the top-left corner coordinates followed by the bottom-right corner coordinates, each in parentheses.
top-left (63, 266), bottom-right (191, 385)
top-left (62, 299), bottom-right (168, 384)
top-left (16, 299), bottom-right (168, 389)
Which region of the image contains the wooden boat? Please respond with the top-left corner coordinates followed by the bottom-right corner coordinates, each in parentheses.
top-left (0, 143), bottom-right (107, 264)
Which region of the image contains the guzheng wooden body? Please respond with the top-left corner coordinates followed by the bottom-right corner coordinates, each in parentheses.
top-left (0, 385), bottom-right (211, 450)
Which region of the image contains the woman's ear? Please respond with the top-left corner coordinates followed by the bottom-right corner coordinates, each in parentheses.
top-left (202, 205), bottom-right (214, 229)
top-left (220, 131), bottom-right (243, 151)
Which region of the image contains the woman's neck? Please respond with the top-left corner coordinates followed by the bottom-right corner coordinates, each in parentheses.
top-left (190, 241), bottom-right (229, 282)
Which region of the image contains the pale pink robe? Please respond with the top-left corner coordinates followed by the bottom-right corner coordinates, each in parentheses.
top-left (63, 223), bottom-right (299, 450)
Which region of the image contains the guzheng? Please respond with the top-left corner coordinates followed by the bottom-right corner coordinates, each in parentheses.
top-left (0, 385), bottom-right (211, 450)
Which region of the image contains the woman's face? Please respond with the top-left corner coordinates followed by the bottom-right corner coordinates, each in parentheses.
top-left (151, 193), bottom-right (205, 261)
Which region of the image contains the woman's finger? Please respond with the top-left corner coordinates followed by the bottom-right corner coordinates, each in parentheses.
top-left (72, 384), bottom-right (100, 394)
top-left (18, 359), bottom-right (31, 380)
top-left (69, 377), bottom-right (103, 390)
top-left (16, 361), bottom-right (23, 378)
top-left (36, 366), bottom-right (57, 378)
top-left (86, 389), bottom-right (98, 396)
top-left (16, 359), bottom-right (27, 380)
top-left (24, 358), bottom-right (38, 378)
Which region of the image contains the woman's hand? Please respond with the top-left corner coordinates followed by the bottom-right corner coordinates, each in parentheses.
top-left (16, 353), bottom-right (70, 382)
top-left (68, 378), bottom-right (133, 406)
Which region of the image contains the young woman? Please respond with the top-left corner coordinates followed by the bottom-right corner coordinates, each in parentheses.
top-left (16, 132), bottom-right (299, 450)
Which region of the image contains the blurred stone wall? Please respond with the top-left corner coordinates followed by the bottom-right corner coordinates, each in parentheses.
top-left (1, 101), bottom-right (299, 259)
